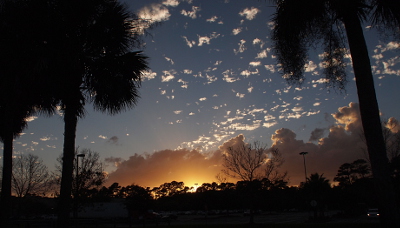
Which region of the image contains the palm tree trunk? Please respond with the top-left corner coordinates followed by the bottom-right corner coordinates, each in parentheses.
top-left (343, 13), bottom-right (400, 228)
top-left (57, 104), bottom-right (78, 228)
top-left (0, 131), bottom-right (13, 228)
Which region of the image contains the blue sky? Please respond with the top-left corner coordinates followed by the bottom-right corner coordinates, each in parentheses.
top-left (6, 0), bottom-right (400, 188)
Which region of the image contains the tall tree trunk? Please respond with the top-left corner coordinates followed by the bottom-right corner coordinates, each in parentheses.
top-left (57, 104), bottom-right (78, 228)
top-left (0, 131), bottom-right (13, 228)
top-left (343, 13), bottom-right (400, 228)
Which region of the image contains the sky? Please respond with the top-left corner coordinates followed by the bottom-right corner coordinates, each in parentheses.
top-left (4, 0), bottom-right (400, 189)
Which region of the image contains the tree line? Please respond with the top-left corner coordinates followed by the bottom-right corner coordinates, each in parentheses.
top-left (2, 146), bottom-right (400, 223)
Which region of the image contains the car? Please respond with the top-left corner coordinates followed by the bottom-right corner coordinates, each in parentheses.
top-left (367, 208), bottom-right (379, 218)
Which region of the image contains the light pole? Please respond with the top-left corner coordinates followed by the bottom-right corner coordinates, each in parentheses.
top-left (299, 152), bottom-right (308, 183)
top-left (74, 153), bottom-right (85, 218)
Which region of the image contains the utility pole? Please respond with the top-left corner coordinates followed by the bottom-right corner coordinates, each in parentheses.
top-left (299, 152), bottom-right (308, 183)
top-left (74, 153), bottom-right (85, 218)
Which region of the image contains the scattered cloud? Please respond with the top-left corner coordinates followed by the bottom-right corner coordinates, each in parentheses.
top-left (198, 32), bottom-right (220, 46)
top-left (138, 3), bottom-right (171, 24)
top-left (163, 0), bottom-right (179, 7)
top-left (161, 70), bottom-right (176, 82)
top-left (234, 39), bottom-right (246, 54)
top-left (25, 116), bottom-right (38, 122)
top-left (165, 56), bottom-right (175, 65)
top-left (182, 36), bottom-right (196, 48)
top-left (143, 70), bottom-right (157, 80)
top-left (206, 15), bottom-right (218, 23)
top-left (181, 6), bottom-right (201, 19)
top-left (239, 7), bottom-right (260, 20)
top-left (232, 27), bottom-right (242, 35)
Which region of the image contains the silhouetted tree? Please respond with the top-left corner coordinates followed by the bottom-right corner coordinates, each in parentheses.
top-left (39, 1), bottom-right (150, 226)
top-left (152, 181), bottom-right (189, 199)
top-left (221, 141), bottom-right (286, 223)
top-left (270, 0), bottom-right (400, 226)
top-left (124, 184), bottom-right (154, 219)
top-left (302, 173), bottom-right (331, 219)
top-left (55, 148), bottom-right (107, 217)
top-left (0, 1), bottom-right (56, 226)
top-left (222, 141), bottom-right (265, 181)
top-left (12, 154), bottom-right (51, 197)
top-left (334, 159), bottom-right (370, 187)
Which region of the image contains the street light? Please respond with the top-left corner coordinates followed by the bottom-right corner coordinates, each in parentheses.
top-left (299, 152), bottom-right (308, 183)
top-left (74, 153), bottom-right (85, 218)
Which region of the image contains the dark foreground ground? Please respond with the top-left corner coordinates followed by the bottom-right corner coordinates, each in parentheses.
top-left (10, 211), bottom-right (381, 228)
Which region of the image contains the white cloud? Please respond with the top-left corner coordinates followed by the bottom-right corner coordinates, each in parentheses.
top-left (198, 32), bottom-right (220, 46)
top-left (252, 38), bottom-right (265, 48)
top-left (174, 110), bottom-right (182, 114)
top-left (214, 61), bottom-right (222, 66)
top-left (161, 70), bottom-right (176, 82)
top-left (256, 49), bottom-right (268, 59)
top-left (163, 0), bottom-right (179, 7)
top-left (232, 27), bottom-right (242, 35)
top-left (305, 60), bottom-right (318, 72)
top-left (182, 36), bottom-right (196, 48)
top-left (222, 70), bottom-right (238, 83)
top-left (142, 70), bottom-right (157, 80)
top-left (138, 4), bottom-right (171, 23)
top-left (181, 6), bottom-right (201, 19)
top-left (234, 39), bottom-right (246, 54)
top-left (239, 7), bottom-right (260, 20)
top-left (206, 16), bottom-right (218, 23)
top-left (206, 74), bottom-right (218, 84)
top-left (25, 116), bottom-right (38, 122)
top-left (249, 61), bottom-right (261, 67)
top-left (292, 107), bottom-right (303, 112)
top-left (99, 135), bottom-right (107, 139)
top-left (199, 97), bottom-right (207, 101)
top-left (236, 92), bottom-right (245, 99)
top-left (263, 121), bottom-right (278, 128)
top-left (165, 56), bottom-right (174, 65)
top-left (264, 64), bottom-right (275, 73)
top-left (177, 78), bottom-right (188, 88)
top-left (183, 69), bottom-right (193, 74)
top-left (240, 69), bottom-right (259, 77)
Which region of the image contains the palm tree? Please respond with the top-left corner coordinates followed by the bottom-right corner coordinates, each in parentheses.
top-left (270, 0), bottom-right (399, 226)
top-left (302, 173), bottom-right (331, 219)
top-left (0, 1), bottom-right (56, 226)
top-left (41, 1), bottom-right (149, 226)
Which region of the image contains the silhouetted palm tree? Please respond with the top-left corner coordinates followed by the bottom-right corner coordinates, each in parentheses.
top-left (0, 1), bottom-right (56, 227)
top-left (270, 1), bottom-right (400, 226)
top-left (302, 173), bottom-right (331, 219)
top-left (41, 1), bottom-right (149, 226)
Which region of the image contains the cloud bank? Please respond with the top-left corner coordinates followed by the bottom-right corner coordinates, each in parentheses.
top-left (105, 102), bottom-right (392, 187)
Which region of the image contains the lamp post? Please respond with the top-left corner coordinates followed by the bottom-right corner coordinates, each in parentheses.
top-left (74, 153), bottom-right (85, 218)
top-left (299, 152), bottom-right (308, 183)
